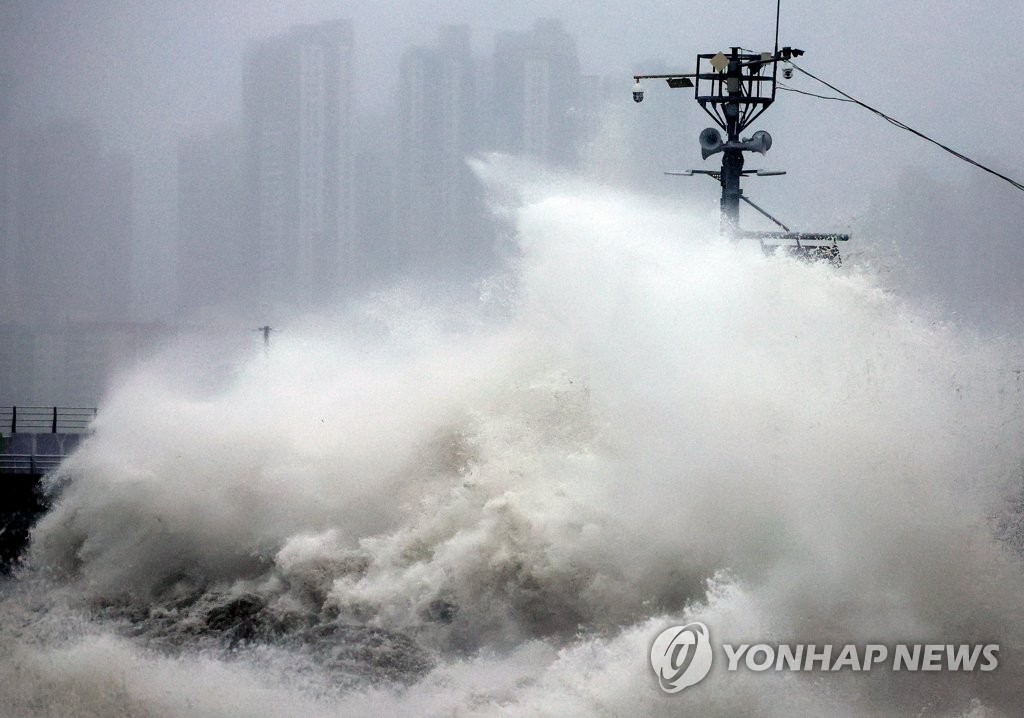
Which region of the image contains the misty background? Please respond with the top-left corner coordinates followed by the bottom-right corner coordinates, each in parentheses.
top-left (1, 0), bottom-right (1023, 406)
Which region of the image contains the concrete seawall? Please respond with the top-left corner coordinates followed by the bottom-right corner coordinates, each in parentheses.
top-left (0, 432), bottom-right (83, 571)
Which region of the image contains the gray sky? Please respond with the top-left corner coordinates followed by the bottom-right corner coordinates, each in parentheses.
top-left (2, 1), bottom-right (1023, 318)
top-left (6, 1), bottom-right (1020, 141)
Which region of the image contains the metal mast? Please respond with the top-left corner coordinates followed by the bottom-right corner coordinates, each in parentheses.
top-left (632, 45), bottom-right (849, 262)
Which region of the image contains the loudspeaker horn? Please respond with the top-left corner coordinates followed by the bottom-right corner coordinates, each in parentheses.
top-left (699, 127), bottom-right (723, 159)
top-left (741, 130), bottom-right (772, 155)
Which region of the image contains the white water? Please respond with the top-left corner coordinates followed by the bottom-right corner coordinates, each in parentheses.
top-left (2, 156), bottom-right (1023, 716)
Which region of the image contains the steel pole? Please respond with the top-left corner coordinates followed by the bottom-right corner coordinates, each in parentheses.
top-left (720, 49), bottom-right (744, 238)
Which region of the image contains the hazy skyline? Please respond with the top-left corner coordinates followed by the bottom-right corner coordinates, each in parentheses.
top-left (4, 7), bottom-right (1024, 713)
top-left (2, 1), bottom-right (1023, 322)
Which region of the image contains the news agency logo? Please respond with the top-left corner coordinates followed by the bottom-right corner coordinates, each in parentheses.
top-left (650, 622), bottom-right (1000, 694)
top-left (650, 622), bottom-right (714, 692)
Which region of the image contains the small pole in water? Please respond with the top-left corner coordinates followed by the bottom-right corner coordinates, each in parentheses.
top-left (256, 325), bottom-right (274, 350)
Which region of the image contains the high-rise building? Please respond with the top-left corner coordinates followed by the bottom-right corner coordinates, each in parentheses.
top-left (243, 19), bottom-right (354, 311)
top-left (396, 25), bottom-right (484, 273)
top-left (0, 75), bottom-right (15, 318)
top-left (6, 119), bottom-right (132, 324)
top-left (352, 137), bottom-right (398, 287)
top-left (490, 19), bottom-right (582, 167)
top-left (176, 124), bottom-right (248, 319)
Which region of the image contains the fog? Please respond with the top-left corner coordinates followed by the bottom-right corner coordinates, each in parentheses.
top-left (0, 1), bottom-right (1022, 399)
top-left (3, 4), bottom-right (1024, 715)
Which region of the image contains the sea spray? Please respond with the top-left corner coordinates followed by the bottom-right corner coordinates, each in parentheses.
top-left (1, 156), bottom-right (1022, 716)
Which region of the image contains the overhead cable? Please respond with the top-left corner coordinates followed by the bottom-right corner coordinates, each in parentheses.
top-left (787, 61), bottom-right (1024, 193)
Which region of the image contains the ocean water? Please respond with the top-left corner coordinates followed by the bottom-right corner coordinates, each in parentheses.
top-left (2, 157), bottom-right (1022, 716)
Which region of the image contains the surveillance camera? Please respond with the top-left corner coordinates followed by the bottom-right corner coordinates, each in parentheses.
top-left (782, 67), bottom-right (793, 79)
top-left (632, 81), bottom-right (644, 103)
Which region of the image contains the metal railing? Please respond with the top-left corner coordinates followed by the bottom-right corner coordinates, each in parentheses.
top-left (0, 454), bottom-right (64, 474)
top-left (0, 406), bottom-right (96, 434)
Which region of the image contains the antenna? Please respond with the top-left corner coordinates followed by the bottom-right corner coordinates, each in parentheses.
top-left (774, 0), bottom-right (781, 58)
top-left (630, 11), bottom-right (848, 263)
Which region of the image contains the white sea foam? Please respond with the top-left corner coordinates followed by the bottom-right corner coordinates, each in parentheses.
top-left (3, 156), bottom-right (1022, 716)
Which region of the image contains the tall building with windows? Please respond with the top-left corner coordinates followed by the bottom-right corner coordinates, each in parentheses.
top-left (0, 75), bottom-right (15, 317)
top-left (490, 19), bottom-right (582, 167)
top-left (396, 25), bottom-right (485, 273)
top-left (6, 119), bottom-right (132, 324)
top-left (176, 124), bottom-right (248, 318)
top-left (243, 19), bottom-right (354, 311)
